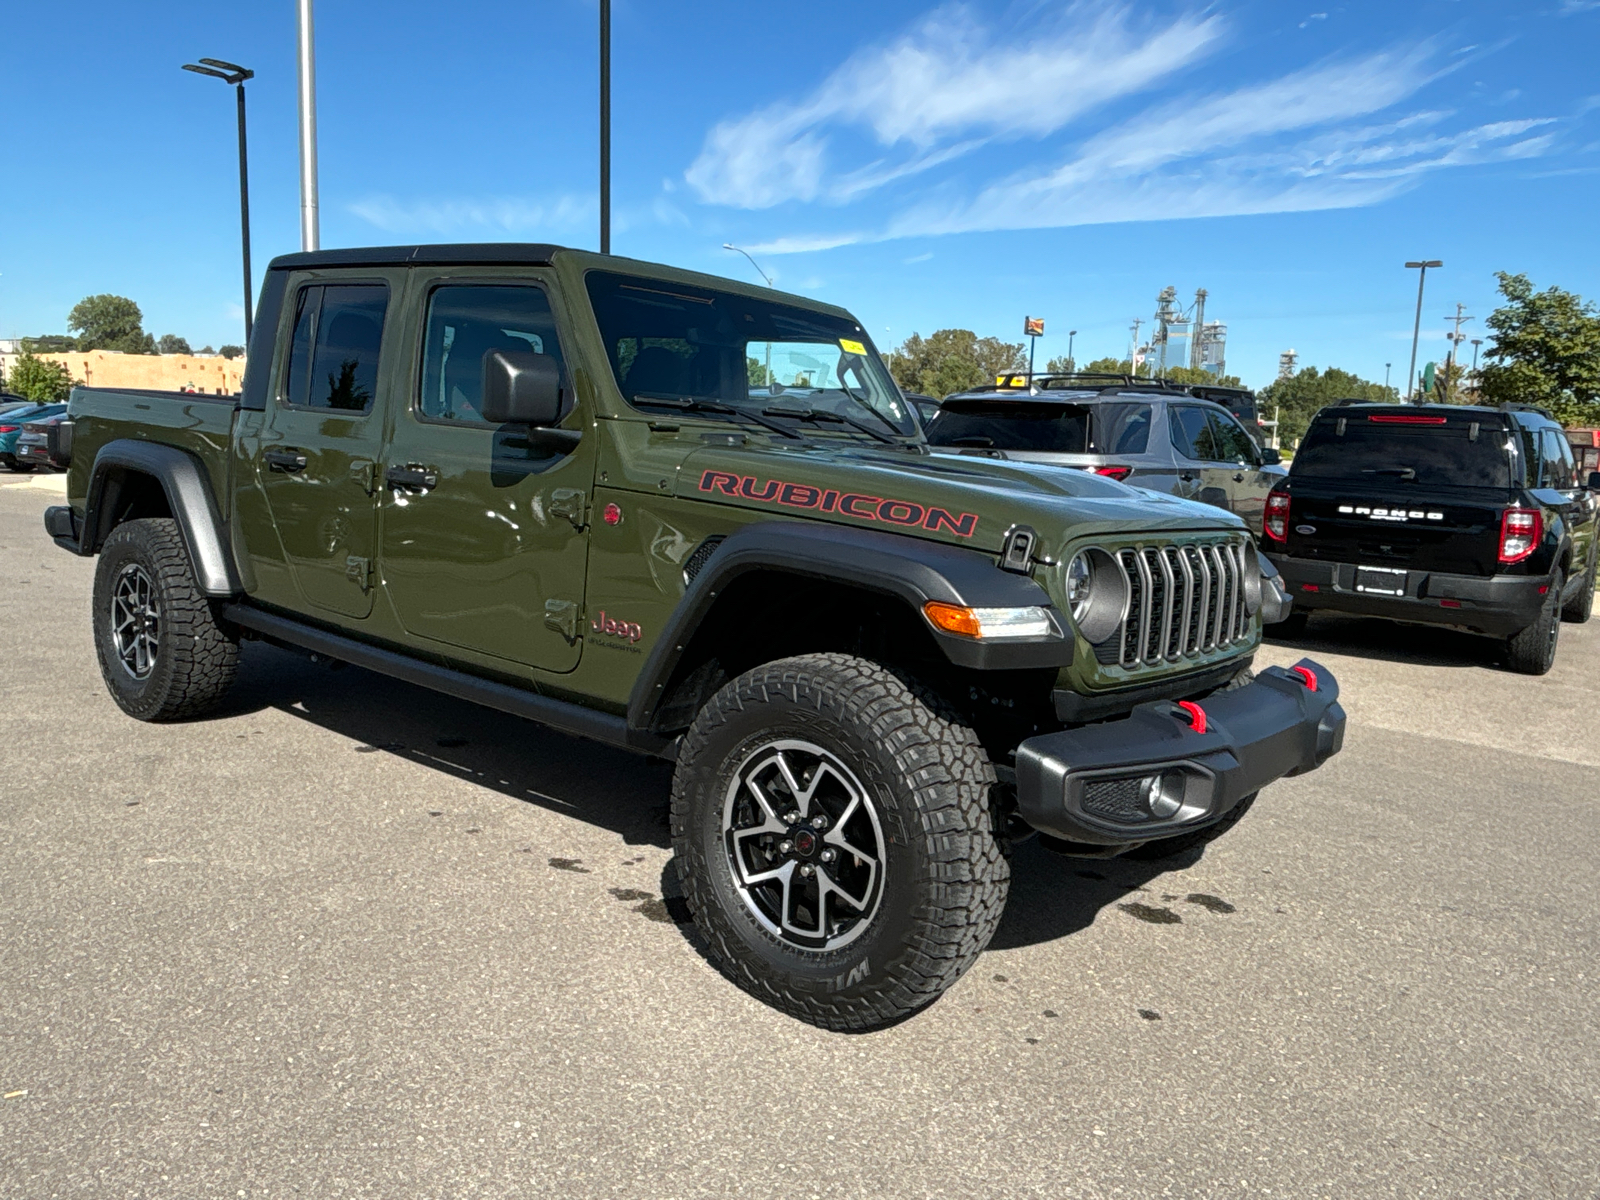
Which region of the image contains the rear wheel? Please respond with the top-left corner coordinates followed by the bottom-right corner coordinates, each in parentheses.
top-left (92, 518), bottom-right (240, 720)
top-left (1561, 550), bottom-right (1595, 624)
top-left (671, 653), bottom-right (1008, 1031)
top-left (4, 455), bottom-right (34, 473)
top-left (1506, 570), bottom-right (1561, 676)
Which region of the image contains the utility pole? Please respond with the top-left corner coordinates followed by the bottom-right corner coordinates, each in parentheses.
top-left (1443, 302), bottom-right (1474, 369)
top-left (599, 0), bottom-right (611, 254)
top-left (1129, 318), bottom-right (1142, 375)
top-left (296, 0), bottom-right (320, 252)
top-left (1404, 259), bottom-right (1442, 402)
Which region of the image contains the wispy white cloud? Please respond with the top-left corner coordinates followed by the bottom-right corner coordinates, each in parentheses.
top-left (686, 2), bottom-right (1224, 209)
top-left (348, 195), bottom-right (593, 235)
top-left (738, 42), bottom-right (1560, 251)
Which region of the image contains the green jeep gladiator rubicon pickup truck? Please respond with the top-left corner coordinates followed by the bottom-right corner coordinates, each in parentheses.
top-left (45, 244), bottom-right (1344, 1030)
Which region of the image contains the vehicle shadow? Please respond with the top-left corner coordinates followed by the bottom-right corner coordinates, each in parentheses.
top-left (215, 641), bottom-right (1214, 954)
top-left (218, 640), bottom-right (676, 849)
top-left (1265, 611), bottom-right (1503, 669)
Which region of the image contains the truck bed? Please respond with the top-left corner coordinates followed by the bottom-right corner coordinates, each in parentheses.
top-left (65, 387), bottom-right (238, 516)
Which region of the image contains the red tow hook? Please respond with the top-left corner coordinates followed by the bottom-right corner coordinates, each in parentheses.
top-left (1291, 665), bottom-right (1319, 691)
top-left (1175, 700), bottom-right (1208, 734)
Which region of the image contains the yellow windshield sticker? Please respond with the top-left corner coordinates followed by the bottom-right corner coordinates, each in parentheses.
top-left (839, 338), bottom-right (867, 356)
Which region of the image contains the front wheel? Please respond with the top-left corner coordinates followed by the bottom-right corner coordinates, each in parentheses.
top-left (671, 653), bottom-right (1008, 1031)
top-left (1505, 570), bottom-right (1561, 676)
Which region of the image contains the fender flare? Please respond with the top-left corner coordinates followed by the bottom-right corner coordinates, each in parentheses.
top-left (627, 520), bottom-right (1071, 733)
top-left (82, 440), bottom-right (243, 596)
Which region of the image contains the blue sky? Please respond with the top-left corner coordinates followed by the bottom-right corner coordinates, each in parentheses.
top-left (2, 0), bottom-right (1597, 389)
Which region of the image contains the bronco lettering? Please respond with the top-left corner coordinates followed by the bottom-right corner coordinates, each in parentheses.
top-left (697, 469), bottom-right (978, 538)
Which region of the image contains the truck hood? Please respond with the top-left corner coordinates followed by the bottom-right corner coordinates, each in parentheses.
top-left (675, 441), bottom-right (1244, 557)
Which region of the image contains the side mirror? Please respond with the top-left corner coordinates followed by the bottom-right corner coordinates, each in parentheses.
top-left (481, 350), bottom-right (562, 425)
top-left (1588, 471), bottom-right (1600, 491)
top-left (1259, 447), bottom-right (1282, 466)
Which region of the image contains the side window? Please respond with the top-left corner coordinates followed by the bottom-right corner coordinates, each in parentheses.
top-left (1168, 405), bottom-right (1221, 460)
top-left (420, 285), bottom-right (565, 425)
top-left (1208, 411), bottom-right (1260, 465)
top-left (1090, 403), bottom-right (1151, 454)
top-left (282, 284), bottom-right (388, 412)
top-left (1541, 429), bottom-right (1575, 489)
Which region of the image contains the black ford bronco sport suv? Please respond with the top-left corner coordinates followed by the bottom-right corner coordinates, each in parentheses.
top-left (1263, 401), bottom-right (1600, 674)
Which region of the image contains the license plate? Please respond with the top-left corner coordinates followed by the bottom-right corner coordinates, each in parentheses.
top-left (1355, 565), bottom-right (1408, 596)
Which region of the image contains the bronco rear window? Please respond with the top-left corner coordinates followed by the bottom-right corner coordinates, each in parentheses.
top-left (1293, 415), bottom-right (1514, 488)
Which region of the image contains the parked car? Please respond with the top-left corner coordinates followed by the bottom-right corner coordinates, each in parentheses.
top-left (0, 403), bottom-right (66, 471)
top-left (924, 383), bottom-right (1288, 539)
top-left (903, 392), bottom-right (941, 425)
top-left (47, 241), bottom-right (1341, 1030)
top-left (14, 413), bottom-right (71, 470)
top-left (1, 392), bottom-right (32, 416)
top-left (1263, 400), bottom-right (1599, 675)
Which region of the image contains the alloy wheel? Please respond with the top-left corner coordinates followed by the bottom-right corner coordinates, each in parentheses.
top-left (111, 563), bottom-right (160, 680)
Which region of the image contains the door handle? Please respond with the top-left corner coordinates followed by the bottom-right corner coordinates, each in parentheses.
top-left (264, 450), bottom-right (308, 474)
top-left (385, 464), bottom-right (439, 492)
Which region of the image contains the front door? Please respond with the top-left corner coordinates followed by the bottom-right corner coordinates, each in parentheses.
top-left (252, 280), bottom-right (393, 619)
top-left (379, 278), bottom-right (592, 673)
top-left (1207, 408), bottom-right (1274, 536)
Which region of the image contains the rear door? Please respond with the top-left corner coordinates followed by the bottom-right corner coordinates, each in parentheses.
top-left (250, 277), bottom-right (398, 619)
top-left (1167, 404), bottom-right (1234, 511)
top-left (377, 274), bottom-right (592, 673)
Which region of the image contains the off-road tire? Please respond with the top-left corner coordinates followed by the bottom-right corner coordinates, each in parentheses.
top-left (92, 518), bottom-right (239, 721)
top-left (671, 653), bottom-right (1008, 1031)
top-left (1561, 549), bottom-right (1595, 624)
top-left (1505, 569), bottom-right (1561, 676)
top-left (1122, 792), bottom-right (1259, 861)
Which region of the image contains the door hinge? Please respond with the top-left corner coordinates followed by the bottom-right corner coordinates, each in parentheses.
top-left (544, 598), bottom-right (579, 641)
top-left (345, 555), bottom-right (372, 591)
top-left (349, 459), bottom-right (379, 494)
top-left (550, 488), bottom-right (587, 529)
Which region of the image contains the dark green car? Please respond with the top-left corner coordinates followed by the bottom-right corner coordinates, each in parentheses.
top-left (47, 244), bottom-right (1344, 1029)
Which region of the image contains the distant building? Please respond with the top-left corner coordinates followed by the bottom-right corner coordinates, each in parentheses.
top-left (0, 349), bottom-right (246, 395)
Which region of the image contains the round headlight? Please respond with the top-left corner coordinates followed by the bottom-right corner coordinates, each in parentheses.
top-left (1066, 552), bottom-right (1094, 621)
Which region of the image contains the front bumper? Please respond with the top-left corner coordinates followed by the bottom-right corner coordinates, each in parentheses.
top-left (1269, 554), bottom-right (1546, 637)
top-left (1015, 658), bottom-right (1344, 847)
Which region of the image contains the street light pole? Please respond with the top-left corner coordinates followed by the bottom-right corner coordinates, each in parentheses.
top-left (599, 0), bottom-right (610, 255)
top-left (1471, 338), bottom-right (1483, 373)
top-left (1404, 259), bottom-right (1442, 402)
top-left (1384, 362), bottom-right (1392, 391)
top-left (1067, 329), bottom-right (1077, 370)
top-left (182, 58), bottom-right (255, 344)
top-left (296, 0), bottom-right (320, 252)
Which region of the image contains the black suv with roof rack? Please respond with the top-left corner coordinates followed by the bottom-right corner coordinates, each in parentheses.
top-left (1263, 400), bottom-right (1600, 674)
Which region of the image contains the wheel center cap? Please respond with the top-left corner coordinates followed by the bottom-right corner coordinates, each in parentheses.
top-left (792, 828), bottom-right (818, 857)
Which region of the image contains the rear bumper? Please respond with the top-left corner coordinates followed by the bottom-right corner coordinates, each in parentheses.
top-left (43, 505), bottom-right (81, 553)
top-left (1268, 553), bottom-right (1548, 637)
top-left (1015, 659), bottom-right (1344, 847)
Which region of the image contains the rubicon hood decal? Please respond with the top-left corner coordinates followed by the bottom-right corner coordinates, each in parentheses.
top-left (698, 469), bottom-right (978, 538)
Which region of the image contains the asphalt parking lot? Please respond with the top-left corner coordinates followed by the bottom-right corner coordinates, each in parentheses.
top-left (2, 476), bottom-right (1596, 1199)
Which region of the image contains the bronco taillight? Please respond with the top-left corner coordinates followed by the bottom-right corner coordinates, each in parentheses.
top-left (1498, 507), bottom-right (1541, 563)
top-left (1264, 489), bottom-right (1291, 543)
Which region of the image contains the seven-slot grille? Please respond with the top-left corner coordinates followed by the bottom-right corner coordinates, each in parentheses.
top-left (1112, 541), bottom-right (1251, 668)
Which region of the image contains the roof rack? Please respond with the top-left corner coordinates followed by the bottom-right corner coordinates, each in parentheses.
top-left (973, 372), bottom-right (1250, 399)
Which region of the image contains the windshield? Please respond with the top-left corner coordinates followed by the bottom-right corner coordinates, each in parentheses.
top-left (585, 271), bottom-right (917, 437)
top-left (1293, 417), bottom-right (1514, 489)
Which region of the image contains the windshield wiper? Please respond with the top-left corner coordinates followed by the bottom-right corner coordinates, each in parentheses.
top-left (833, 381), bottom-right (908, 438)
top-left (633, 394), bottom-right (802, 440)
top-left (762, 404), bottom-right (897, 445)
top-left (1362, 467), bottom-right (1417, 480)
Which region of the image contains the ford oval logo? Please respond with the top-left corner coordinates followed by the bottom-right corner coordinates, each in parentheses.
top-left (1295, 524), bottom-right (1316, 535)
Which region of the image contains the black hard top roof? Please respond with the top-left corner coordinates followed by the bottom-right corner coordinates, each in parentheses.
top-left (1317, 401), bottom-right (1543, 425)
top-left (267, 243), bottom-right (567, 270)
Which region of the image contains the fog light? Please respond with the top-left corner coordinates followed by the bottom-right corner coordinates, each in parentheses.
top-left (1140, 771), bottom-right (1186, 819)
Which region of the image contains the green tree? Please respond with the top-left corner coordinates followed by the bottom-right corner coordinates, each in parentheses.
top-left (1080, 356), bottom-right (1149, 377)
top-left (6, 352), bottom-right (77, 402)
top-left (68, 294), bottom-right (155, 354)
top-left (218, 344), bottom-right (245, 359)
top-left (1256, 366), bottom-right (1398, 447)
top-left (157, 334), bottom-right (192, 355)
top-left (1045, 355), bottom-right (1076, 373)
top-left (887, 329), bottom-right (1025, 397)
top-left (21, 334), bottom-right (77, 353)
top-left (1476, 272), bottom-right (1600, 425)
